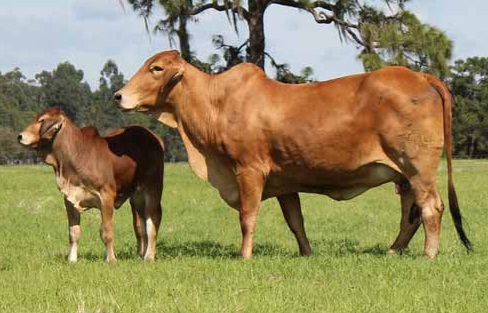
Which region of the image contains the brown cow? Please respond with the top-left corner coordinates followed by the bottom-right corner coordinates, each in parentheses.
top-left (114, 50), bottom-right (471, 259)
top-left (18, 107), bottom-right (164, 262)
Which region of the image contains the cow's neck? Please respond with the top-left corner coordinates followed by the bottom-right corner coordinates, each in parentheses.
top-left (165, 65), bottom-right (234, 186)
top-left (176, 65), bottom-right (223, 146)
top-left (45, 122), bottom-right (85, 177)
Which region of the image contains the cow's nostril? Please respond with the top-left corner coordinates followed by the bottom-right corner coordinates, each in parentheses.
top-left (113, 93), bottom-right (122, 102)
top-left (17, 134), bottom-right (23, 142)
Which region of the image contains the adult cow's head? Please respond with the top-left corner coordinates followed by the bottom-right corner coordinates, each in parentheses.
top-left (114, 50), bottom-right (184, 128)
top-left (18, 106), bottom-right (66, 148)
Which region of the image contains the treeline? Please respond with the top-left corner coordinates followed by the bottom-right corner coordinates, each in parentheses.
top-left (0, 61), bottom-right (186, 164)
top-left (1, 56), bottom-right (488, 163)
top-left (450, 57), bottom-right (488, 158)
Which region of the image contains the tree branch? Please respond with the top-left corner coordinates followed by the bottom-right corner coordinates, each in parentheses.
top-left (308, 9), bottom-right (359, 29)
top-left (269, 0), bottom-right (363, 47)
top-left (189, 1), bottom-right (250, 21)
top-left (269, 0), bottom-right (334, 11)
top-left (344, 27), bottom-right (365, 47)
top-left (309, 0), bottom-right (335, 11)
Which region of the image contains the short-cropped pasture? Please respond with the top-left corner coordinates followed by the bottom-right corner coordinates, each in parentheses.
top-left (0, 161), bottom-right (486, 312)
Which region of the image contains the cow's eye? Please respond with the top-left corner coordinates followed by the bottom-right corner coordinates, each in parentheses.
top-left (150, 66), bottom-right (164, 73)
top-left (38, 118), bottom-right (44, 123)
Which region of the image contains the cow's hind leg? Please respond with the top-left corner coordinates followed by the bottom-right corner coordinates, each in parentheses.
top-left (277, 193), bottom-right (311, 256)
top-left (409, 175), bottom-right (444, 259)
top-left (130, 194), bottom-right (146, 258)
top-left (388, 181), bottom-right (421, 255)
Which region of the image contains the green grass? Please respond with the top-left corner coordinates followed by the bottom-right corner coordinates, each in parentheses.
top-left (0, 160), bottom-right (487, 312)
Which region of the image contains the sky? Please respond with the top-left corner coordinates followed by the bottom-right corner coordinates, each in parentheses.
top-left (0, 0), bottom-right (487, 90)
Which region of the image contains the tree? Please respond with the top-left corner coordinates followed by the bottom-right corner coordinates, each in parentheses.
top-left (127, 0), bottom-right (452, 76)
top-left (0, 69), bottom-right (42, 131)
top-left (0, 69), bottom-right (44, 163)
top-left (128, 0), bottom-right (193, 61)
top-left (36, 62), bottom-right (92, 124)
top-left (358, 9), bottom-right (452, 77)
top-left (449, 57), bottom-right (488, 158)
top-left (87, 60), bottom-right (127, 132)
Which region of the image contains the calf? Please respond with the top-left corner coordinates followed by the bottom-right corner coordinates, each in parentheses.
top-left (18, 107), bottom-right (164, 262)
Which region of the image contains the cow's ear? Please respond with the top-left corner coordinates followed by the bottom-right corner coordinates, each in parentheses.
top-left (157, 106), bottom-right (177, 128)
top-left (40, 117), bottom-right (64, 139)
top-left (160, 66), bottom-right (184, 99)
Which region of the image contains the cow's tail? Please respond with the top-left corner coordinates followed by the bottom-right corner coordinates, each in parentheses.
top-left (424, 74), bottom-right (472, 252)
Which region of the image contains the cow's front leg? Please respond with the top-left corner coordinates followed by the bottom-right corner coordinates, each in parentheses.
top-left (65, 198), bottom-right (81, 263)
top-left (100, 193), bottom-right (116, 263)
top-left (236, 168), bottom-right (264, 260)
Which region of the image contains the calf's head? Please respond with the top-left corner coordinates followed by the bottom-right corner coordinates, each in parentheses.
top-left (114, 50), bottom-right (184, 128)
top-left (18, 107), bottom-right (66, 148)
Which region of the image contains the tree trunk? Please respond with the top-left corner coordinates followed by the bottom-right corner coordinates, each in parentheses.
top-left (177, 14), bottom-right (191, 62)
top-left (247, 1), bottom-right (266, 69)
top-left (469, 135), bottom-right (476, 158)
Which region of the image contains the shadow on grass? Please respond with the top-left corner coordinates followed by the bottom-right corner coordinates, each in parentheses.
top-left (55, 238), bottom-right (418, 262)
top-left (55, 241), bottom-right (288, 262)
top-left (156, 240), bottom-right (292, 259)
top-left (158, 240), bottom-right (239, 259)
top-left (54, 247), bottom-right (145, 262)
top-left (312, 238), bottom-right (388, 257)
top-left (313, 238), bottom-right (420, 258)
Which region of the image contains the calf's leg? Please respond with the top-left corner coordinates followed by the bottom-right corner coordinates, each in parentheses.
top-left (100, 194), bottom-right (116, 263)
top-left (142, 190), bottom-right (162, 262)
top-left (130, 195), bottom-right (146, 258)
top-left (65, 198), bottom-right (81, 263)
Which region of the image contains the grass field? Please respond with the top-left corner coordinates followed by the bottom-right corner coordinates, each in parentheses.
top-left (0, 161), bottom-right (487, 312)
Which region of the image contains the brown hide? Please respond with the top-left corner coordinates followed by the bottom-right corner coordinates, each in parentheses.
top-left (115, 50), bottom-right (471, 259)
top-left (18, 107), bottom-right (164, 262)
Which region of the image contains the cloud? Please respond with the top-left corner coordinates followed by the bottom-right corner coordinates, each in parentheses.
top-left (0, 0), bottom-right (487, 91)
top-left (72, 0), bottom-right (121, 21)
top-left (0, 0), bottom-right (167, 89)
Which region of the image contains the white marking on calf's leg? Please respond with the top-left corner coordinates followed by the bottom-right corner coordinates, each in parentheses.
top-left (65, 198), bottom-right (81, 263)
top-left (144, 217), bottom-right (157, 261)
top-left (67, 225), bottom-right (81, 263)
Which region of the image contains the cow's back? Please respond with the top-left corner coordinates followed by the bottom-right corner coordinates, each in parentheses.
top-left (105, 126), bottom-right (164, 195)
top-left (217, 66), bottom-right (444, 198)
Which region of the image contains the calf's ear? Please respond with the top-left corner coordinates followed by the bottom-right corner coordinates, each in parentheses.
top-left (40, 118), bottom-right (64, 140)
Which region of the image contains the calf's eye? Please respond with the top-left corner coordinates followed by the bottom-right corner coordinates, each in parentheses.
top-left (150, 66), bottom-right (164, 73)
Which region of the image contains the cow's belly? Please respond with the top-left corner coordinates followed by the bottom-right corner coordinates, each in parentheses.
top-left (57, 176), bottom-right (102, 212)
top-left (264, 162), bottom-right (402, 201)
